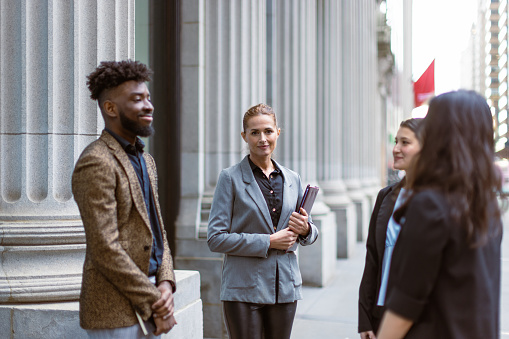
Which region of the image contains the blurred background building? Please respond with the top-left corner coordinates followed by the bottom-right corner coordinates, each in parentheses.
top-left (459, 0), bottom-right (509, 190)
top-left (0, 1), bottom-right (413, 338)
top-left (461, 0), bottom-right (509, 152)
top-left (496, 0), bottom-right (508, 150)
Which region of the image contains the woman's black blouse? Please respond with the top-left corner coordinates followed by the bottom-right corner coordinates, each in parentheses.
top-left (248, 157), bottom-right (284, 230)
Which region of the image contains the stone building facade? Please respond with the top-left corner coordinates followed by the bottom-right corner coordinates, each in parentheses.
top-left (0, 1), bottom-right (409, 338)
top-left (0, 1), bottom-right (201, 338)
top-left (173, 1), bottom-right (388, 337)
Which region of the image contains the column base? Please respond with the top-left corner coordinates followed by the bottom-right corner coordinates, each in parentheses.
top-left (345, 180), bottom-right (370, 243)
top-left (0, 270), bottom-right (203, 339)
top-left (175, 192), bottom-right (225, 339)
top-left (320, 180), bottom-right (357, 259)
top-left (362, 176), bottom-right (382, 212)
top-left (176, 256), bottom-right (225, 339)
top-left (0, 218), bottom-right (86, 303)
top-left (329, 201), bottom-right (357, 259)
top-left (0, 302), bottom-right (85, 339)
top-left (299, 201), bottom-right (337, 287)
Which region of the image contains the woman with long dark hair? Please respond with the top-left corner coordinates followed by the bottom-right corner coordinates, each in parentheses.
top-left (378, 90), bottom-right (503, 338)
top-left (358, 118), bottom-right (423, 339)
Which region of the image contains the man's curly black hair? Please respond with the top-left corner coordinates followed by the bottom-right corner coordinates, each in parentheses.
top-left (86, 60), bottom-right (153, 101)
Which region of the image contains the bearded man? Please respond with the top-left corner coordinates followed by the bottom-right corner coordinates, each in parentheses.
top-left (72, 60), bottom-right (176, 338)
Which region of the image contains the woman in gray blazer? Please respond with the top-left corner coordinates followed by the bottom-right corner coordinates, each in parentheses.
top-left (208, 103), bottom-right (319, 339)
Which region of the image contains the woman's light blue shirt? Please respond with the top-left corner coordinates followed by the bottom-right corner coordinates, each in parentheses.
top-left (377, 188), bottom-right (407, 306)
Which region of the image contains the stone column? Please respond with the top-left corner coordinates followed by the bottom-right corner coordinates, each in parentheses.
top-left (177, 1), bottom-right (266, 337)
top-left (341, 0), bottom-right (371, 244)
top-left (316, 0), bottom-right (356, 259)
top-left (0, 3), bottom-right (203, 339)
top-left (0, 0), bottom-right (133, 336)
top-left (365, 0), bottom-right (381, 230)
top-left (361, 0), bottom-right (382, 225)
top-left (268, 0), bottom-right (336, 286)
top-left (377, 3), bottom-right (395, 187)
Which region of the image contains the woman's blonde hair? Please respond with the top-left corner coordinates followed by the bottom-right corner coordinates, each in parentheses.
top-left (243, 103), bottom-right (278, 132)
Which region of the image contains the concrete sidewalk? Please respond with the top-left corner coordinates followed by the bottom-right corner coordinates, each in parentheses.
top-left (292, 221), bottom-right (509, 339)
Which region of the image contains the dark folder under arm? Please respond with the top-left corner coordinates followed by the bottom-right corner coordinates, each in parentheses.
top-left (296, 184), bottom-right (319, 214)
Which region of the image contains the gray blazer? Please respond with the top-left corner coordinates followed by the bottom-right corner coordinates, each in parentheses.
top-left (207, 155), bottom-right (318, 304)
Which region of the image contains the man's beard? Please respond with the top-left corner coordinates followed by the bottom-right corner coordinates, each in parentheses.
top-left (119, 110), bottom-right (154, 137)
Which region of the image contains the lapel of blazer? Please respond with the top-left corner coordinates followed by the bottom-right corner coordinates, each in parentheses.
top-left (375, 184), bottom-right (399, 263)
top-left (144, 153), bottom-right (164, 229)
top-left (275, 161), bottom-right (294, 231)
top-left (101, 131), bottom-right (152, 233)
top-left (240, 156), bottom-right (274, 232)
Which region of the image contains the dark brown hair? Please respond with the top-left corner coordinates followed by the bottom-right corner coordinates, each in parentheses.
top-left (86, 60), bottom-right (153, 101)
top-left (399, 118), bottom-right (424, 143)
top-left (393, 118), bottom-right (424, 191)
top-left (397, 90), bottom-right (502, 245)
top-left (243, 103), bottom-right (278, 132)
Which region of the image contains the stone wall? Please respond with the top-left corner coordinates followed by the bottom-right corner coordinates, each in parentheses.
top-left (0, 1), bottom-right (202, 338)
top-left (176, 1), bottom-right (382, 338)
top-left (0, 270), bottom-right (202, 339)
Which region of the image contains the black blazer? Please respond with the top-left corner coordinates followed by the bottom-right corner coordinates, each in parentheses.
top-left (386, 190), bottom-right (502, 338)
top-left (358, 182), bottom-right (401, 333)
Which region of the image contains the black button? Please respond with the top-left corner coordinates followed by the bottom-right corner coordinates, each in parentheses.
top-left (144, 245), bottom-right (150, 251)
top-left (126, 145), bottom-right (137, 155)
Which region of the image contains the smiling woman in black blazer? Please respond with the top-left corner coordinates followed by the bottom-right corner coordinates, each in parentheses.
top-left (358, 118), bottom-right (423, 339)
top-left (377, 90), bottom-right (504, 339)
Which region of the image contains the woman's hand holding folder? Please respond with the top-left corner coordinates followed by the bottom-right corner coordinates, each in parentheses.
top-left (288, 208), bottom-right (310, 236)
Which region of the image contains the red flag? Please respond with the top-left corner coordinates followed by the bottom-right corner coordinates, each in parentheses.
top-left (413, 60), bottom-right (435, 107)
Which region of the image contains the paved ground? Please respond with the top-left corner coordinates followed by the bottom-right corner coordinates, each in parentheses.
top-left (292, 215), bottom-right (509, 339)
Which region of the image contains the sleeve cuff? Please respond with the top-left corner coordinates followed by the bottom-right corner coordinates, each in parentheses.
top-left (386, 287), bottom-right (426, 321)
top-left (157, 279), bottom-right (177, 293)
top-left (298, 222), bottom-right (316, 245)
top-left (300, 223), bottom-right (311, 239)
top-left (169, 280), bottom-right (177, 293)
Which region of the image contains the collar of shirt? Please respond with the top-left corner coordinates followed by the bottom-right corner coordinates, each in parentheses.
top-left (105, 128), bottom-right (145, 156)
top-left (248, 156), bottom-right (281, 176)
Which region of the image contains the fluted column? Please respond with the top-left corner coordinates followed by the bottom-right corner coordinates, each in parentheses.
top-left (271, 0), bottom-right (316, 179)
top-left (0, 0), bottom-right (134, 335)
top-left (341, 0), bottom-right (372, 243)
top-left (358, 0), bottom-right (368, 185)
top-left (269, 0), bottom-right (336, 286)
top-left (315, 0), bottom-right (356, 259)
top-left (365, 0), bottom-right (383, 208)
top-left (357, 0), bottom-right (381, 227)
top-left (341, 0), bottom-right (360, 189)
top-left (203, 0), bottom-right (266, 190)
top-left (177, 1), bottom-right (265, 337)
top-left (377, 3), bottom-right (394, 188)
